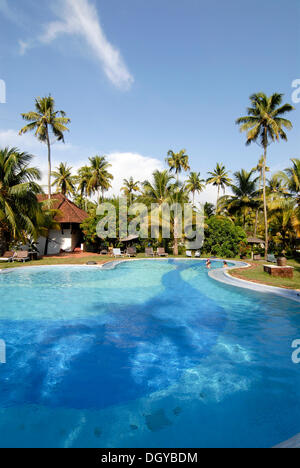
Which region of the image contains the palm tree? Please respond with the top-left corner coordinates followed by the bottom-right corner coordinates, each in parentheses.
top-left (220, 169), bottom-right (259, 229)
top-left (140, 170), bottom-right (176, 249)
top-left (204, 202), bottom-right (215, 218)
top-left (0, 147), bottom-right (42, 254)
top-left (269, 198), bottom-right (298, 254)
top-left (121, 177), bottom-right (140, 204)
top-left (236, 92), bottom-right (294, 258)
top-left (77, 166), bottom-right (93, 198)
top-left (277, 158), bottom-right (300, 205)
top-left (252, 156), bottom-right (270, 236)
top-left (206, 163), bottom-right (232, 210)
top-left (267, 175), bottom-right (288, 199)
top-left (141, 170), bottom-right (176, 207)
top-left (168, 186), bottom-right (190, 255)
top-left (185, 172), bottom-right (205, 206)
top-left (19, 95), bottom-right (70, 200)
top-left (88, 156), bottom-right (114, 202)
top-left (166, 149), bottom-right (190, 182)
top-left (51, 162), bottom-right (76, 197)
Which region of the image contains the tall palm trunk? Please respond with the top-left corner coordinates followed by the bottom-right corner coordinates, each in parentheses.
top-left (216, 186), bottom-right (220, 213)
top-left (46, 126), bottom-right (51, 200)
top-left (254, 169), bottom-right (262, 237)
top-left (263, 145), bottom-right (269, 259)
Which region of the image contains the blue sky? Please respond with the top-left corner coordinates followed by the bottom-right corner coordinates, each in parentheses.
top-left (0, 0), bottom-right (299, 202)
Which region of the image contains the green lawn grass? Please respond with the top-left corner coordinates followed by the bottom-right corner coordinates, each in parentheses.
top-left (229, 259), bottom-right (300, 290)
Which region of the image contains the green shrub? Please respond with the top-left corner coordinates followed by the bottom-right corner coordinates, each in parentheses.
top-left (202, 216), bottom-right (247, 258)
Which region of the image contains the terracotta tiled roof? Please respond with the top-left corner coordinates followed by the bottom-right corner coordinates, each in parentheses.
top-left (37, 193), bottom-right (88, 224)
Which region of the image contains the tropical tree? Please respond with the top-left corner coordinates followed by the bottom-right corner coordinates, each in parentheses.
top-left (219, 169), bottom-right (259, 230)
top-left (88, 156), bottom-right (114, 202)
top-left (269, 198), bottom-right (298, 254)
top-left (236, 92), bottom-right (294, 258)
top-left (168, 186), bottom-right (190, 255)
top-left (252, 156), bottom-right (270, 236)
top-left (141, 170), bottom-right (176, 207)
top-left (204, 202), bottom-right (215, 218)
top-left (267, 175), bottom-right (288, 199)
top-left (121, 177), bottom-right (140, 204)
top-left (19, 95), bottom-right (70, 199)
top-left (277, 158), bottom-right (300, 205)
top-left (206, 163), bottom-right (232, 210)
top-left (0, 147), bottom-right (42, 254)
top-left (140, 170), bottom-right (176, 249)
top-left (51, 162), bottom-right (76, 196)
top-left (166, 149), bottom-right (190, 182)
top-left (185, 172), bottom-right (205, 206)
top-left (77, 166), bottom-right (93, 198)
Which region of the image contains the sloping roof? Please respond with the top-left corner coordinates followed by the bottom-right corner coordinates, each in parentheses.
top-left (247, 237), bottom-right (265, 244)
top-left (37, 193), bottom-right (88, 224)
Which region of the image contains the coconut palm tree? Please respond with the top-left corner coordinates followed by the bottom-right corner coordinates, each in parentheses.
top-left (141, 170), bottom-right (176, 207)
top-left (19, 95), bottom-right (70, 199)
top-left (269, 198), bottom-right (298, 254)
top-left (236, 92), bottom-right (294, 258)
top-left (166, 149), bottom-right (190, 182)
top-left (277, 158), bottom-right (300, 205)
top-left (140, 170), bottom-right (176, 249)
top-left (206, 163), bottom-right (232, 210)
top-left (185, 172), bottom-right (205, 206)
top-left (252, 156), bottom-right (270, 236)
top-left (88, 156), bottom-right (114, 202)
top-left (219, 169), bottom-right (259, 229)
top-left (204, 202), bottom-right (215, 218)
top-left (267, 175), bottom-right (288, 199)
top-left (121, 177), bottom-right (140, 204)
top-left (51, 162), bottom-right (76, 197)
top-left (77, 166), bottom-right (93, 198)
top-left (0, 147), bottom-right (42, 254)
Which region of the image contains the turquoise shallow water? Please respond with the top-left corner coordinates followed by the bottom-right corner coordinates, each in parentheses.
top-left (0, 260), bottom-right (299, 448)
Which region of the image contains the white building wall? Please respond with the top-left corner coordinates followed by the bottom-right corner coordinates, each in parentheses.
top-left (37, 229), bottom-right (73, 255)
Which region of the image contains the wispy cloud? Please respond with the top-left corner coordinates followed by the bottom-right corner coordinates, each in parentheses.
top-left (20, 0), bottom-right (134, 90)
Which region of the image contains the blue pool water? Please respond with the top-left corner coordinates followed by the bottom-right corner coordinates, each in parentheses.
top-left (0, 259), bottom-right (299, 448)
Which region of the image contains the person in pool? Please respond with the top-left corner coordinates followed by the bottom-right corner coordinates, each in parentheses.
top-left (223, 261), bottom-right (228, 268)
top-left (206, 259), bottom-right (211, 269)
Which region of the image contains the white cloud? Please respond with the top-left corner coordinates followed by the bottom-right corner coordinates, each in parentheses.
top-left (107, 152), bottom-right (164, 197)
top-left (0, 129), bottom-right (163, 195)
top-left (19, 0), bottom-right (134, 89)
top-left (0, 129), bottom-right (224, 204)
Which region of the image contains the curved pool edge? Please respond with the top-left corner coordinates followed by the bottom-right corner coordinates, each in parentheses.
top-left (208, 261), bottom-right (300, 304)
top-left (1, 258), bottom-right (299, 304)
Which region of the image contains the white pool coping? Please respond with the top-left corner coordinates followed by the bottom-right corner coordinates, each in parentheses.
top-left (207, 260), bottom-right (300, 303)
top-left (1, 257), bottom-right (299, 303)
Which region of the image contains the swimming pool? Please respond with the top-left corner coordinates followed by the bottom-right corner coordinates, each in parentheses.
top-left (0, 259), bottom-right (299, 448)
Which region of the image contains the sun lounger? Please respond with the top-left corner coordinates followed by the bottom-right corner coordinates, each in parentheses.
top-left (267, 254), bottom-right (277, 263)
top-left (126, 247), bottom-right (137, 257)
top-left (186, 251), bottom-right (192, 258)
top-left (113, 248), bottom-right (124, 258)
top-left (14, 251), bottom-right (30, 263)
top-left (195, 251), bottom-right (201, 258)
top-left (0, 251), bottom-right (15, 262)
top-left (157, 248), bottom-right (168, 257)
top-left (145, 248), bottom-right (154, 257)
